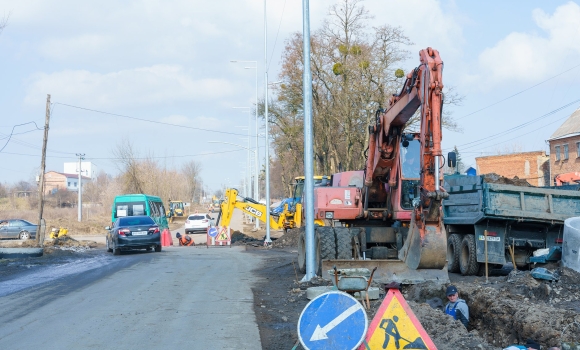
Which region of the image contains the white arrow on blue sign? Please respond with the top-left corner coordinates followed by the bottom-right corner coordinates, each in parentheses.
top-left (298, 291), bottom-right (368, 350)
top-left (208, 227), bottom-right (218, 238)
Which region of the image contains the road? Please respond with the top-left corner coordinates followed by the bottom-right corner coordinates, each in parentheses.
top-left (0, 210), bottom-right (265, 349)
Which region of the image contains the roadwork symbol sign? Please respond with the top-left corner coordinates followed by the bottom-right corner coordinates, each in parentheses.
top-left (361, 288), bottom-right (436, 350)
top-left (207, 226), bottom-right (231, 246)
top-left (298, 291), bottom-right (367, 350)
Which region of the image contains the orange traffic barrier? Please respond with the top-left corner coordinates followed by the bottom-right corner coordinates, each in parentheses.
top-left (161, 229), bottom-right (173, 246)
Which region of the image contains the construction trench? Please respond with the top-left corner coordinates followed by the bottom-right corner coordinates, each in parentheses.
top-left (262, 229), bottom-right (580, 350)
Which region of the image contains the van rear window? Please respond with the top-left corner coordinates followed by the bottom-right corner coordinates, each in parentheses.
top-left (115, 201), bottom-right (146, 218)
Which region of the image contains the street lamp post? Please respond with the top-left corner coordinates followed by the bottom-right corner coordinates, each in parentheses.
top-left (231, 60), bottom-right (260, 230)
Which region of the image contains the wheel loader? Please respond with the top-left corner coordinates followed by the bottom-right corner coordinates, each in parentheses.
top-left (297, 48), bottom-right (450, 285)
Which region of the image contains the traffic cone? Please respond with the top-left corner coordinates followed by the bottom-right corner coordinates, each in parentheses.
top-left (161, 229), bottom-right (171, 247)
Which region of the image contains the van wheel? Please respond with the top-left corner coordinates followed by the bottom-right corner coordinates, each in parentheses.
top-left (460, 234), bottom-right (479, 276)
top-left (447, 234), bottom-right (462, 273)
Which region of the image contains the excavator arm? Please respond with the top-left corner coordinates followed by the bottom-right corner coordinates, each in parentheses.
top-left (217, 188), bottom-right (286, 230)
top-left (364, 47), bottom-right (448, 270)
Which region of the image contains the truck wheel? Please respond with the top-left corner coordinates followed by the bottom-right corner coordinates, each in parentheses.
top-left (297, 228), bottom-right (307, 273)
top-left (460, 234), bottom-right (479, 276)
top-left (334, 228), bottom-right (353, 260)
top-left (317, 227), bottom-right (336, 275)
top-left (447, 234), bottom-right (462, 273)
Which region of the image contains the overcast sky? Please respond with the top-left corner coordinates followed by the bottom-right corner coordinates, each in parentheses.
top-left (1, 0), bottom-right (579, 195)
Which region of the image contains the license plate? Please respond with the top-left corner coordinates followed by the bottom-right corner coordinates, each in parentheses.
top-left (479, 235), bottom-right (500, 242)
top-left (133, 231), bottom-right (148, 236)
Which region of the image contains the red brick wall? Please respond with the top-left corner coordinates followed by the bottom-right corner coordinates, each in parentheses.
top-left (44, 171), bottom-right (66, 195)
top-left (475, 151), bottom-right (549, 186)
top-left (549, 135), bottom-right (580, 185)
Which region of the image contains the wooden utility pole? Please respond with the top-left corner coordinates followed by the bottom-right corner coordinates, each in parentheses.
top-left (36, 94), bottom-right (50, 246)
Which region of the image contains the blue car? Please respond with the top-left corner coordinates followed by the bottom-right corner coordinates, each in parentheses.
top-left (105, 215), bottom-right (162, 255)
top-left (0, 219), bottom-right (37, 240)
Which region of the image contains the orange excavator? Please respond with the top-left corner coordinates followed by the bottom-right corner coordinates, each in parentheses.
top-left (298, 47), bottom-right (449, 284)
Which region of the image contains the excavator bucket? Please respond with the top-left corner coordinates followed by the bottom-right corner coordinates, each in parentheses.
top-left (399, 219), bottom-right (448, 270)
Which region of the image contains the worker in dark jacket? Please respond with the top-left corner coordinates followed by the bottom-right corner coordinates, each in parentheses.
top-left (176, 232), bottom-right (194, 246)
top-left (444, 285), bottom-right (469, 328)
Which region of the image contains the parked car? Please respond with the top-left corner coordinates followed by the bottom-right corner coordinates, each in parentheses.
top-left (105, 215), bottom-right (161, 255)
top-left (184, 213), bottom-right (214, 234)
top-left (0, 219), bottom-right (37, 240)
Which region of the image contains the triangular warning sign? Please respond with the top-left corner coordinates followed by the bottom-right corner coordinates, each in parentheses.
top-left (360, 288), bottom-right (436, 350)
top-left (216, 226), bottom-right (230, 242)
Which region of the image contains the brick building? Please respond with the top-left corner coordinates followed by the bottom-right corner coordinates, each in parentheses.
top-left (547, 107), bottom-right (580, 185)
top-left (43, 171), bottom-right (91, 195)
top-left (475, 151), bottom-right (550, 186)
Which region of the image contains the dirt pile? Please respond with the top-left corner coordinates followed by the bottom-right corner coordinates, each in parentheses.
top-left (272, 228), bottom-right (301, 248)
top-left (231, 230), bottom-right (262, 245)
top-left (483, 173), bottom-right (531, 186)
top-left (43, 236), bottom-right (98, 254)
top-left (400, 268), bottom-right (580, 349)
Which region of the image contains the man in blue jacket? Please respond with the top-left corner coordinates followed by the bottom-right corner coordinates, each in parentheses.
top-left (444, 285), bottom-right (469, 328)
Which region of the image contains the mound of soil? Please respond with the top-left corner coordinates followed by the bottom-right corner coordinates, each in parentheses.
top-left (231, 230), bottom-right (262, 245)
top-left (272, 228), bottom-right (301, 248)
top-left (483, 173), bottom-right (531, 187)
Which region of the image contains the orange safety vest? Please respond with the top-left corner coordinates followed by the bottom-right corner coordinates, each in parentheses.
top-left (179, 236), bottom-right (194, 246)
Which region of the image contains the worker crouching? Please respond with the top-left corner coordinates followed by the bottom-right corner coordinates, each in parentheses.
top-left (176, 232), bottom-right (195, 246)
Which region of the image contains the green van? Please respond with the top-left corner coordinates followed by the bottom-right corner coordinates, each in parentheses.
top-left (111, 194), bottom-right (169, 231)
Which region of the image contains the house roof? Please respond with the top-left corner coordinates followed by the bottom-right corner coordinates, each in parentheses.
top-left (46, 171), bottom-right (91, 180)
top-left (549, 107), bottom-right (580, 141)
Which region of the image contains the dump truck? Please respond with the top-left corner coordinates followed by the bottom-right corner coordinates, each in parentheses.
top-left (443, 173), bottom-right (580, 275)
top-left (298, 48), bottom-right (449, 284)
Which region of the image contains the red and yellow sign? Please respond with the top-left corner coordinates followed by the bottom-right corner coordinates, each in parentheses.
top-left (361, 288), bottom-right (436, 350)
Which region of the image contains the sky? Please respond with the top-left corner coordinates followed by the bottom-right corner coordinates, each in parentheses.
top-left (1, 0), bottom-right (580, 195)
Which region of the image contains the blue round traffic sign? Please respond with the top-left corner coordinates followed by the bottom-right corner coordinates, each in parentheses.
top-left (298, 291), bottom-right (368, 350)
top-left (208, 227), bottom-right (218, 238)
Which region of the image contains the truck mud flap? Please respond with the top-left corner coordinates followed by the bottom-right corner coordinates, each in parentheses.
top-left (321, 259), bottom-right (449, 285)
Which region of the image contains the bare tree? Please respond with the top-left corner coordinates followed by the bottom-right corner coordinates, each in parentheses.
top-left (0, 12), bottom-right (9, 36)
top-left (182, 160), bottom-right (201, 204)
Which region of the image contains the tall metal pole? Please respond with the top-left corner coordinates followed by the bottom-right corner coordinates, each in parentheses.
top-left (76, 153), bottom-right (85, 222)
top-left (36, 94), bottom-right (51, 246)
top-left (302, 0), bottom-right (315, 279)
top-left (264, 0), bottom-right (272, 244)
top-left (254, 66), bottom-right (260, 230)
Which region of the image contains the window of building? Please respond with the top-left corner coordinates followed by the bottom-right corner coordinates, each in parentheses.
top-left (74, 182), bottom-right (77, 187)
top-left (576, 142), bottom-right (580, 158)
top-left (564, 144), bottom-right (569, 160)
top-left (555, 146), bottom-right (561, 161)
top-left (68, 182), bottom-right (71, 186)
top-left (524, 160), bottom-right (530, 176)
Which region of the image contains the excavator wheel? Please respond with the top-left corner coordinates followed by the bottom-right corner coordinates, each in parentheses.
top-left (447, 234), bottom-right (462, 273)
top-left (334, 227), bottom-right (353, 260)
top-left (459, 234), bottom-right (480, 276)
top-left (297, 228), bottom-right (307, 273)
top-left (316, 227), bottom-right (336, 275)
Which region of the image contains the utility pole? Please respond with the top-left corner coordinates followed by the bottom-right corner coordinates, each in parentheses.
top-left (36, 94), bottom-right (51, 246)
top-left (76, 153), bottom-right (85, 222)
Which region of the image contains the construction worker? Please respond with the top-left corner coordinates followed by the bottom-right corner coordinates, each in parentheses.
top-left (176, 232), bottom-right (194, 246)
top-left (502, 339), bottom-right (541, 350)
top-left (444, 285), bottom-right (469, 328)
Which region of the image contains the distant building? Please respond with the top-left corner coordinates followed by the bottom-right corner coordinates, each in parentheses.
top-left (63, 162), bottom-right (97, 180)
top-left (43, 171), bottom-right (92, 195)
top-left (547, 107), bottom-right (580, 185)
top-left (475, 151), bottom-right (550, 186)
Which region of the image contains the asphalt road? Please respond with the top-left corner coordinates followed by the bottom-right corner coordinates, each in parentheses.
top-left (0, 211), bottom-right (265, 350)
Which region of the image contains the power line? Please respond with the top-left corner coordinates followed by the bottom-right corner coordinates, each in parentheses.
top-left (449, 99), bottom-right (580, 151)
top-left (0, 121), bottom-right (43, 153)
top-left (268, 0), bottom-right (287, 72)
top-left (457, 63), bottom-right (580, 120)
top-left (54, 102), bottom-right (248, 137)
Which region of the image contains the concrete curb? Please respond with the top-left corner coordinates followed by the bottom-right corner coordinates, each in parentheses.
top-left (0, 248), bottom-right (44, 258)
top-left (306, 286), bottom-right (381, 300)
